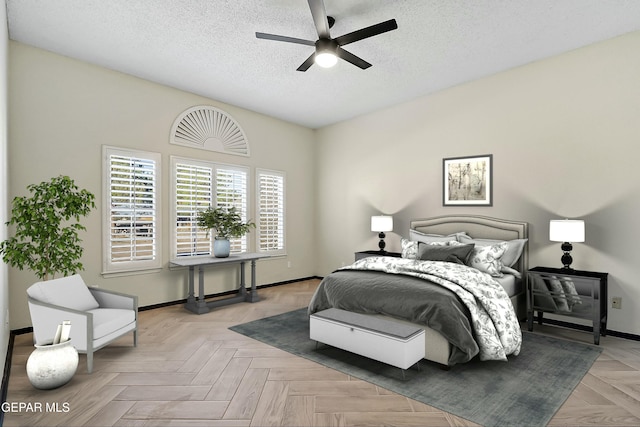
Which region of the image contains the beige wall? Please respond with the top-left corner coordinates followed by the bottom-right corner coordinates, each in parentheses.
top-left (8, 42), bottom-right (317, 329)
top-left (316, 31), bottom-right (640, 336)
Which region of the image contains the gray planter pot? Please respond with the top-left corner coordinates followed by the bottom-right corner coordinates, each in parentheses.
top-left (213, 238), bottom-right (231, 258)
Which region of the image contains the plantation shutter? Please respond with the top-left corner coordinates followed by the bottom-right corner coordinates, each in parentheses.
top-left (215, 167), bottom-right (248, 253)
top-left (175, 163), bottom-right (213, 257)
top-left (257, 170), bottom-right (285, 254)
top-left (103, 147), bottom-right (161, 273)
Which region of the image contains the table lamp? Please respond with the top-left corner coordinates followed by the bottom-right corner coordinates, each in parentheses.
top-left (371, 215), bottom-right (393, 253)
top-left (549, 219), bottom-right (585, 270)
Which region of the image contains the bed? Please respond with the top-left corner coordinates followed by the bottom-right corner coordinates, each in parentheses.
top-left (308, 214), bottom-right (529, 367)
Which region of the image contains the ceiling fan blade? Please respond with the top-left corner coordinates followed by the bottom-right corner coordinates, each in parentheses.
top-left (335, 19), bottom-right (398, 46)
top-left (307, 0), bottom-right (331, 39)
top-left (336, 47), bottom-right (372, 69)
top-left (256, 32), bottom-right (315, 46)
top-left (296, 53), bottom-right (316, 72)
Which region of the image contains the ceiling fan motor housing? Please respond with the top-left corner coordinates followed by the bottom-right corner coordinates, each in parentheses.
top-left (316, 38), bottom-right (338, 54)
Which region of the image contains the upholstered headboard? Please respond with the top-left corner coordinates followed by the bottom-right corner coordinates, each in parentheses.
top-left (410, 215), bottom-right (529, 276)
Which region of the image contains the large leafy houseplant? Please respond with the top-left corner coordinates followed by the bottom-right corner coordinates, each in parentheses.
top-left (0, 175), bottom-right (96, 281)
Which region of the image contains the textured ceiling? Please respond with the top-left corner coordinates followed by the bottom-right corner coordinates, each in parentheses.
top-left (6, 0), bottom-right (640, 128)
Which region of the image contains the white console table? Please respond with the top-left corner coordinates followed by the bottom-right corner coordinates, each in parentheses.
top-left (170, 253), bottom-right (271, 314)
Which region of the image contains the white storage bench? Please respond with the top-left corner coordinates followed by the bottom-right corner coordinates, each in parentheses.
top-left (310, 308), bottom-right (425, 371)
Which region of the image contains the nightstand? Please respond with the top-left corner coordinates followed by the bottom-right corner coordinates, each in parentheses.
top-left (527, 266), bottom-right (608, 345)
top-left (355, 250), bottom-right (402, 261)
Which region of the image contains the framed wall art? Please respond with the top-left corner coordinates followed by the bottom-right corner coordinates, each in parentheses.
top-left (443, 154), bottom-right (492, 206)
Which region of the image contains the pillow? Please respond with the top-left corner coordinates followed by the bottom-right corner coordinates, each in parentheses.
top-left (559, 278), bottom-right (582, 307)
top-left (409, 229), bottom-right (460, 244)
top-left (418, 243), bottom-right (475, 264)
top-left (457, 235), bottom-right (527, 267)
top-left (401, 238), bottom-right (419, 259)
top-left (546, 277), bottom-right (582, 311)
top-left (26, 274), bottom-right (100, 311)
top-left (452, 241), bottom-right (508, 277)
top-left (402, 238), bottom-right (453, 259)
top-left (546, 278), bottom-right (571, 312)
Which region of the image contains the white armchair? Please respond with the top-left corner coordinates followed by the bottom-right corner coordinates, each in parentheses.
top-left (26, 274), bottom-right (138, 373)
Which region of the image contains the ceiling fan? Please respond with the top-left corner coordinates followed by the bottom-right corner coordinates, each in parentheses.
top-left (256, 0), bottom-right (398, 71)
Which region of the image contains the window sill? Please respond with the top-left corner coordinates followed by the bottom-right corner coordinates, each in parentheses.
top-left (101, 267), bottom-right (163, 278)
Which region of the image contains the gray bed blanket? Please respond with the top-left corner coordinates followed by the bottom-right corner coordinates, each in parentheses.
top-left (308, 257), bottom-right (522, 364)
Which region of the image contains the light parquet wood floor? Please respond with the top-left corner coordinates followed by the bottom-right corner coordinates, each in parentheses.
top-left (4, 279), bottom-right (640, 426)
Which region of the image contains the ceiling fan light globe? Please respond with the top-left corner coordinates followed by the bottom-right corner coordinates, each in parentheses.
top-left (315, 52), bottom-right (337, 68)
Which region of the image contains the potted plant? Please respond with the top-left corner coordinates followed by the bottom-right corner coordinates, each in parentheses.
top-left (1, 175), bottom-right (95, 389)
top-left (0, 175), bottom-right (96, 280)
top-left (196, 206), bottom-right (255, 257)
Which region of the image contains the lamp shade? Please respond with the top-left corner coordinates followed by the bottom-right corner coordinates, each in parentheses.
top-left (549, 219), bottom-right (585, 243)
top-left (371, 215), bottom-right (393, 232)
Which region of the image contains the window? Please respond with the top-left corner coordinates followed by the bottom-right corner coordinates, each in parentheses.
top-left (102, 146), bottom-right (161, 274)
top-left (174, 161), bottom-right (212, 257)
top-left (215, 167), bottom-right (249, 253)
top-left (257, 169), bottom-right (285, 255)
top-left (171, 157), bottom-right (249, 258)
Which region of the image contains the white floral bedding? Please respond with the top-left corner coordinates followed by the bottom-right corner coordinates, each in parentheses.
top-left (341, 256), bottom-right (522, 361)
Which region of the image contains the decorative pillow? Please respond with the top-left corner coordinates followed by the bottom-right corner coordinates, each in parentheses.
top-left (452, 241), bottom-right (508, 277)
top-left (401, 238), bottom-right (419, 259)
top-left (409, 229), bottom-right (460, 244)
top-left (402, 238), bottom-right (452, 259)
top-left (546, 278), bottom-right (571, 312)
top-left (561, 278), bottom-right (582, 308)
top-left (457, 236), bottom-right (527, 267)
top-left (546, 277), bottom-right (582, 311)
top-left (418, 243), bottom-right (474, 264)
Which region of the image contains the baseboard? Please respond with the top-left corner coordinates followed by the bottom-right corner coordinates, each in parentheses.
top-left (9, 326), bottom-right (33, 335)
top-left (9, 276), bottom-right (323, 331)
top-left (1, 332), bottom-right (15, 426)
top-left (139, 276), bottom-right (322, 312)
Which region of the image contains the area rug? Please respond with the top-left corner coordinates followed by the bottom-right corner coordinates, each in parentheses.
top-left (229, 308), bottom-right (602, 427)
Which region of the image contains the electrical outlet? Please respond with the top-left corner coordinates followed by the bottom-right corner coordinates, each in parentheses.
top-left (287, 261), bottom-right (291, 268)
top-left (612, 297), bottom-right (622, 309)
